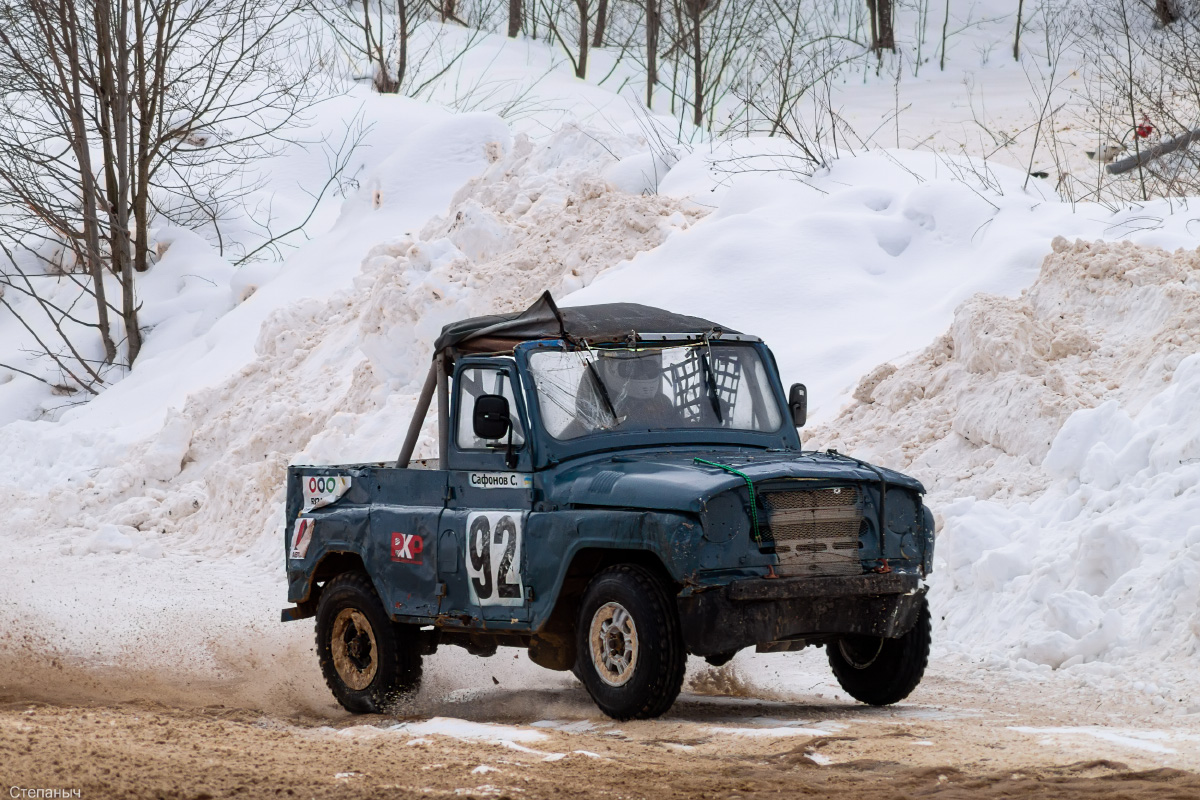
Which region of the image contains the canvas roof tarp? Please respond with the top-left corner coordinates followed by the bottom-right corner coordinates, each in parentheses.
top-left (433, 291), bottom-right (736, 354)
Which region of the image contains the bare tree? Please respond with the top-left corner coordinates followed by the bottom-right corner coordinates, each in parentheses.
top-left (540, 0), bottom-right (594, 78)
top-left (730, 0), bottom-right (858, 166)
top-left (311, 0), bottom-right (428, 93)
top-left (1071, 0), bottom-right (1200, 203)
top-left (0, 0), bottom-right (319, 388)
top-left (646, 0), bottom-right (661, 105)
top-left (663, 0), bottom-right (763, 129)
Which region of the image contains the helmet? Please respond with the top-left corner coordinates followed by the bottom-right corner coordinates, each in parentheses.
top-left (599, 351), bottom-right (662, 401)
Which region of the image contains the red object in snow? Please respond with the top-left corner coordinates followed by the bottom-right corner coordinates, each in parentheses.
top-left (1137, 124), bottom-right (1154, 138)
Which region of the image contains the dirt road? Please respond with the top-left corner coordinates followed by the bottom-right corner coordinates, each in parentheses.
top-left (3, 660), bottom-right (1200, 800)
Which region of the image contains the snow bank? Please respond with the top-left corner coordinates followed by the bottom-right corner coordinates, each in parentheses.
top-left (0, 122), bottom-right (698, 709)
top-left (7, 99), bottom-right (1200, 711)
top-left (567, 143), bottom-right (1200, 421)
top-left (807, 237), bottom-right (1200, 698)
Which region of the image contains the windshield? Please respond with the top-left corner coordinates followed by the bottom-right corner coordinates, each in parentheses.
top-left (527, 344), bottom-right (783, 440)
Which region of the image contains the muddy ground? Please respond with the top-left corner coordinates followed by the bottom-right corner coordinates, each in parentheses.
top-left (3, 662), bottom-right (1200, 800)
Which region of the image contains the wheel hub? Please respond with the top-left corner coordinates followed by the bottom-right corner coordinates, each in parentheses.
top-left (330, 608), bottom-right (378, 690)
top-left (589, 601), bottom-right (639, 687)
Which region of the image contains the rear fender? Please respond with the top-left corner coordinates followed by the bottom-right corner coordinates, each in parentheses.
top-left (288, 550), bottom-right (370, 605)
top-left (285, 505), bottom-right (373, 603)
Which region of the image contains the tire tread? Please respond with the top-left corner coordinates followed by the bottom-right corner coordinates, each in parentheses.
top-left (315, 570), bottom-right (422, 713)
top-left (577, 564), bottom-right (686, 720)
top-left (827, 598), bottom-right (930, 706)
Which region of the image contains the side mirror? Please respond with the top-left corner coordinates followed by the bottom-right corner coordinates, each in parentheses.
top-left (472, 394), bottom-right (511, 440)
top-left (788, 383), bottom-right (807, 428)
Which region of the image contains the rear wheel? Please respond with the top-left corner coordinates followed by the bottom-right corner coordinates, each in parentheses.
top-left (574, 564), bottom-right (686, 720)
top-left (827, 597), bottom-right (930, 706)
top-left (315, 571), bottom-right (422, 713)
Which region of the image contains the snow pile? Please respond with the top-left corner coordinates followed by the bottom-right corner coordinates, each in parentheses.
top-left (0, 121), bottom-right (699, 707)
top-left (568, 144), bottom-right (1200, 419)
top-left (6, 89), bottom-right (1200, 710)
top-left (811, 237), bottom-right (1200, 684)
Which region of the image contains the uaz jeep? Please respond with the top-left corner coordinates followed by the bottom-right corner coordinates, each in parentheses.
top-left (282, 293), bottom-right (933, 720)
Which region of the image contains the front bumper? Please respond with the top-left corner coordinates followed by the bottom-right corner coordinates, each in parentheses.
top-left (676, 573), bottom-right (926, 657)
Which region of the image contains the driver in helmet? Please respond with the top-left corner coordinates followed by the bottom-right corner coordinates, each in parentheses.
top-left (598, 350), bottom-right (679, 430)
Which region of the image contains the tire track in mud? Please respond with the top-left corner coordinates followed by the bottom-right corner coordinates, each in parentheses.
top-left (3, 693), bottom-right (1199, 800)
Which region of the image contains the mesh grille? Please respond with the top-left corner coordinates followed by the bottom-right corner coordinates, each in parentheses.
top-left (667, 349), bottom-right (741, 423)
top-left (763, 488), bottom-right (863, 577)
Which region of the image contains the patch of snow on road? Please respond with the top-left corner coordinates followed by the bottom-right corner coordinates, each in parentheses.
top-left (391, 717), bottom-right (548, 744)
top-left (1009, 726), bottom-right (1180, 755)
top-left (704, 725), bottom-right (834, 738)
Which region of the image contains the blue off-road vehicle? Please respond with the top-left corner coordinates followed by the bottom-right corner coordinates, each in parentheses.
top-left (281, 294), bottom-right (934, 720)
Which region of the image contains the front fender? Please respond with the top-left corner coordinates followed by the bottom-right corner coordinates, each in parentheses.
top-left (525, 509), bottom-right (699, 631)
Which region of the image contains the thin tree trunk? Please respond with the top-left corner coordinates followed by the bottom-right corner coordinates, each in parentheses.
top-left (575, 0), bottom-right (589, 78)
top-left (877, 0), bottom-right (895, 49)
top-left (646, 0), bottom-right (659, 107)
top-left (364, 0), bottom-right (397, 92)
top-left (867, 0), bottom-right (879, 50)
top-left (1014, 0), bottom-right (1024, 60)
top-left (592, 0), bottom-right (608, 47)
top-left (508, 0), bottom-right (521, 37)
top-left (939, 0), bottom-right (949, 70)
top-left (115, 0), bottom-right (140, 363)
top-left (398, 0), bottom-right (409, 86)
top-left (94, 1), bottom-right (141, 363)
top-left (688, 0), bottom-right (702, 127)
top-left (60, 0), bottom-right (116, 364)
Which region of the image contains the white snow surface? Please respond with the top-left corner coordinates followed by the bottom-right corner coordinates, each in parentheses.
top-left (798, 237), bottom-right (1200, 696)
top-left (5, 46), bottom-right (1200, 711)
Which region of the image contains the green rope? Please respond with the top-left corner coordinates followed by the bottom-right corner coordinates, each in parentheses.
top-left (694, 458), bottom-right (761, 543)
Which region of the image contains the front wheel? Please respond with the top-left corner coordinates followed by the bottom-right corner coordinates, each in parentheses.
top-left (315, 571), bottom-right (422, 713)
top-left (575, 565), bottom-right (686, 720)
top-left (827, 597), bottom-right (931, 706)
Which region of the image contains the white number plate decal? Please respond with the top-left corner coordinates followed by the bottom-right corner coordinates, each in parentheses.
top-left (468, 472), bottom-right (532, 490)
top-left (465, 511), bottom-right (525, 607)
top-left (302, 474), bottom-right (351, 512)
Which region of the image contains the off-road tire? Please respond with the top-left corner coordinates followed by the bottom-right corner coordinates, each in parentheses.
top-left (315, 571), bottom-right (422, 713)
top-left (575, 564), bottom-right (686, 720)
top-left (827, 597), bottom-right (931, 706)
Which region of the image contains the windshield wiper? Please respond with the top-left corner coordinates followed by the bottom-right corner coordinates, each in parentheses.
top-left (585, 357), bottom-right (619, 424)
top-left (700, 350), bottom-right (724, 423)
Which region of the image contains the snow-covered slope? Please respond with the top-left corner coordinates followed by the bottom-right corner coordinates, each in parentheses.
top-left (4, 21), bottom-right (1200, 714)
top-left (0, 122), bottom-right (701, 709)
top-left (806, 237), bottom-right (1200, 700)
top-left (568, 143), bottom-right (1200, 419)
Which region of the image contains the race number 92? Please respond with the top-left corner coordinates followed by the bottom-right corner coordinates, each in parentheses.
top-left (465, 511), bottom-right (524, 607)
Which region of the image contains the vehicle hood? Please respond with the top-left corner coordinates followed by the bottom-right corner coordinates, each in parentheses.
top-left (544, 448), bottom-right (924, 514)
